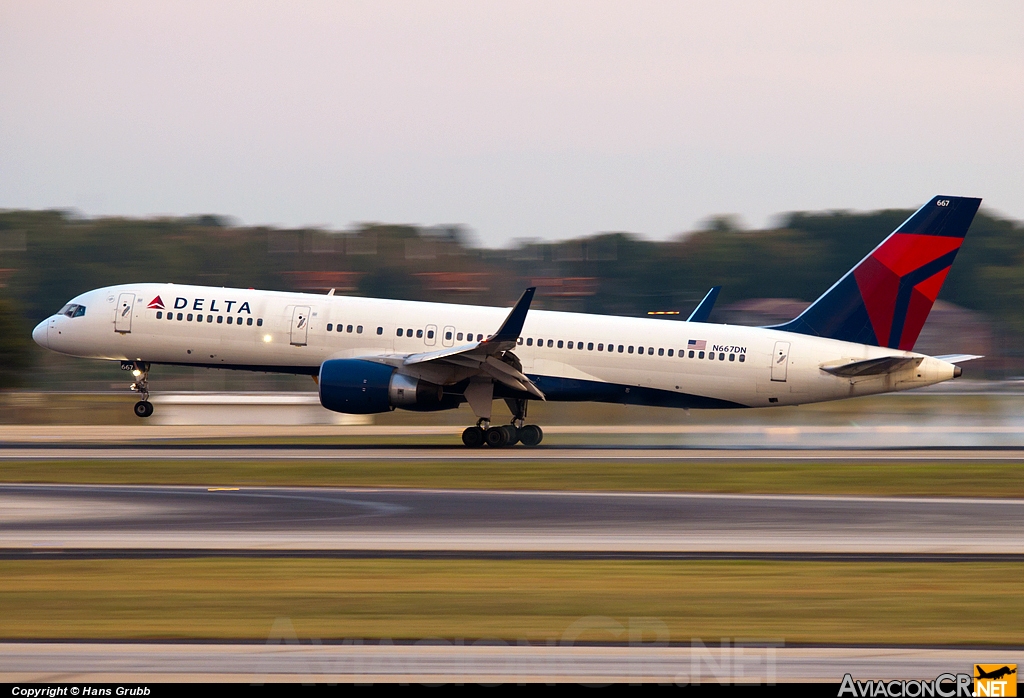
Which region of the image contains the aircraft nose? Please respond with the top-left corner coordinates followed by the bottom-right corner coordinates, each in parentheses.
top-left (32, 319), bottom-right (48, 349)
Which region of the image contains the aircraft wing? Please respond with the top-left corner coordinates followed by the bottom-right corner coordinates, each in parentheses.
top-left (687, 286), bottom-right (721, 323)
top-left (365, 287), bottom-right (545, 399)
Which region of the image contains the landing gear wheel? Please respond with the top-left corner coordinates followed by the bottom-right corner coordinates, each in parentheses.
top-left (518, 424), bottom-right (543, 447)
top-left (462, 426), bottom-right (485, 447)
top-left (134, 400), bottom-right (154, 418)
top-left (502, 424), bottom-right (519, 446)
top-left (485, 426), bottom-right (510, 448)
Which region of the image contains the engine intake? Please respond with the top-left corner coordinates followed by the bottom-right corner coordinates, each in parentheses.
top-left (318, 359), bottom-right (447, 414)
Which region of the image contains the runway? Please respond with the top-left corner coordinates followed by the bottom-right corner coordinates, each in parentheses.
top-left (2, 642), bottom-right (1020, 683)
top-left (7, 445), bottom-right (1024, 461)
top-left (3, 484), bottom-right (1023, 553)
top-left (10, 421), bottom-right (1024, 450)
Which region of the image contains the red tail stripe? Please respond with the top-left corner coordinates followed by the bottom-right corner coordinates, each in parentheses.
top-left (871, 233), bottom-right (962, 277)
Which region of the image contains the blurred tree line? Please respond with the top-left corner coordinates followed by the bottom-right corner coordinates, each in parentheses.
top-left (1, 205), bottom-right (1022, 386)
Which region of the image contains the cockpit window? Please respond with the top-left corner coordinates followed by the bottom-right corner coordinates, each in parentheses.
top-left (60, 304), bottom-right (86, 318)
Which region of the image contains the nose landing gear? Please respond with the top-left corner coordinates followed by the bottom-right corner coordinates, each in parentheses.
top-left (123, 360), bottom-right (154, 418)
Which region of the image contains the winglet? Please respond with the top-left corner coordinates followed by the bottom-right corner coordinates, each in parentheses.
top-left (487, 287), bottom-right (536, 343)
top-left (687, 286), bottom-right (721, 323)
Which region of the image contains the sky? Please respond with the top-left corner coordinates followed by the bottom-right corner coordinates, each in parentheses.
top-left (1, 1), bottom-right (1022, 246)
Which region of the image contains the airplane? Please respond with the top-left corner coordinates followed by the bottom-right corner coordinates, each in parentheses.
top-left (976, 666), bottom-right (1016, 681)
top-left (32, 195), bottom-right (982, 448)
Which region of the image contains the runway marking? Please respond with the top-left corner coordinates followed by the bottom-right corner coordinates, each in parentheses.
top-left (207, 487), bottom-right (239, 491)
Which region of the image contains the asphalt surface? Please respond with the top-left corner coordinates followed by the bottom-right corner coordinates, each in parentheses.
top-left (2, 643), bottom-right (1020, 683)
top-left (3, 484), bottom-right (1024, 553)
top-left (8, 445), bottom-right (1024, 461)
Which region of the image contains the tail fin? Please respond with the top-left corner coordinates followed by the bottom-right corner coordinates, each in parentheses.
top-left (772, 196), bottom-right (981, 350)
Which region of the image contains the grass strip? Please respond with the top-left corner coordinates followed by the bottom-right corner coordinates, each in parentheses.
top-left (0, 559), bottom-right (1019, 645)
top-left (1, 458), bottom-right (1023, 497)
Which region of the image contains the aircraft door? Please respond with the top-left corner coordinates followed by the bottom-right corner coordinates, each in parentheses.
top-left (290, 306), bottom-right (311, 346)
top-left (115, 293), bottom-right (135, 333)
top-left (424, 324), bottom-right (437, 346)
top-left (442, 325), bottom-right (455, 347)
top-left (771, 341), bottom-right (791, 382)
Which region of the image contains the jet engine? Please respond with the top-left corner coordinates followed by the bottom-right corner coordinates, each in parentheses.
top-left (318, 359), bottom-right (451, 414)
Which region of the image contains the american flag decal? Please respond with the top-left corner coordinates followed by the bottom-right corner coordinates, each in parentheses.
top-left (687, 339), bottom-right (706, 350)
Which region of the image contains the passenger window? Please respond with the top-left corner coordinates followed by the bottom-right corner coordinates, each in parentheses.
top-left (445, 331), bottom-right (453, 341)
top-left (618, 345), bottom-right (624, 353)
top-left (517, 337), bottom-right (523, 345)
top-left (567, 341), bottom-right (573, 349)
top-left (417, 329), bottom-right (423, 338)
top-left (328, 324), bottom-right (333, 331)
top-left (348, 325), bottom-right (354, 333)
top-left (579, 342), bottom-right (584, 350)
top-left (247, 318), bottom-right (253, 326)
top-left (207, 315), bottom-right (213, 323)
top-left (156, 311), bottom-right (163, 319)
top-left (667, 349), bottom-right (673, 357)
top-left (216, 316), bottom-right (222, 323)
top-left (187, 313), bottom-right (194, 321)
top-left (547, 339), bottom-right (553, 348)
top-left (197, 314), bottom-right (204, 323)
top-left (719, 353), bottom-right (725, 360)
top-left (357, 326), bottom-right (363, 334)
top-left (376, 327), bottom-right (382, 335)
top-left (628, 346), bottom-right (634, 354)
top-left (527, 338), bottom-right (533, 346)
top-left (257, 318), bottom-right (263, 326)
top-left (477, 334), bottom-right (483, 341)
top-left (397, 328), bottom-right (403, 336)
top-left (558, 340), bottom-right (564, 348)
top-left (739, 354), bottom-right (745, 362)
top-left (698, 351), bottom-right (704, 359)
top-left (409, 329), bottom-right (414, 337)
top-left (457, 333), bottom-right (463, 341)
top-left (227, 316), bottom-right (232, 324)
top-left (597, 343), bottom-right (603, 351)
top-left (658, 348), bottom-right (664, 356)
top-left (177, 313), bottom-right (184, 321)
top-left (427, 330), bottom-right (434, 339)
top-left (689, 350), bottom-right (694, 358)
top-left (588, 342), bottom-right (594, 350)
top-left (729, 354), bottom-right (735, 361)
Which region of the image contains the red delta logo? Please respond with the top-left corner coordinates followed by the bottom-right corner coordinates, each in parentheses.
top-left (853, 232), bottom-right (963, 350)
top-left (147, 296), bottom-right (165, 310)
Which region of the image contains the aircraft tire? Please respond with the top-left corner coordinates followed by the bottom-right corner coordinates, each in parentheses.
top-left (134, 400), bottom-right (154, 418)
top-left (462, 426), bottom-right (485, 447)
top-left (485, 426), bottom-right (509, 448)
top-left (502, 424), bottom-right (520, 445)
top-left (519, 424), bottom-right (543, 447)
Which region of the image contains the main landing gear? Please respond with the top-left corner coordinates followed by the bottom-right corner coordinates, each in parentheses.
top-left (461, 398), bottom-right (543, 448)
top-left (124, 361), bottom-right (154, 418)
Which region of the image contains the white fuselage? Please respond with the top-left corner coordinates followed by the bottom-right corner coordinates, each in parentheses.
top-left (34, 283), bottom-right (959, 409)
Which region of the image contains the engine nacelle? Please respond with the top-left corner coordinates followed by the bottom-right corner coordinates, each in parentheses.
top-left (318, 359), bottom-right (447, 414)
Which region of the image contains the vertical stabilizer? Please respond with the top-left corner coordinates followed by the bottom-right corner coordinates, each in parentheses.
top-left (772, 196), bottom-right (981, 350)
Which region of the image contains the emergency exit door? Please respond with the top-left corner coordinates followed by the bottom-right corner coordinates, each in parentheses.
top-left (290, 306), bottom-right (311, 346)
top-left (771, 341), bottom-right (790, 381)
top-left (115, 293), bottom-right (135, 333)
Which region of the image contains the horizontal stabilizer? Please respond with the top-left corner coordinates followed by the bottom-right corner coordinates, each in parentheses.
top-left (934, 354), bottom-right (983, 364)
top-left (820, 356), bottom-right (922, 377)
top-left (687, 286), bottom-right (721, 323)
